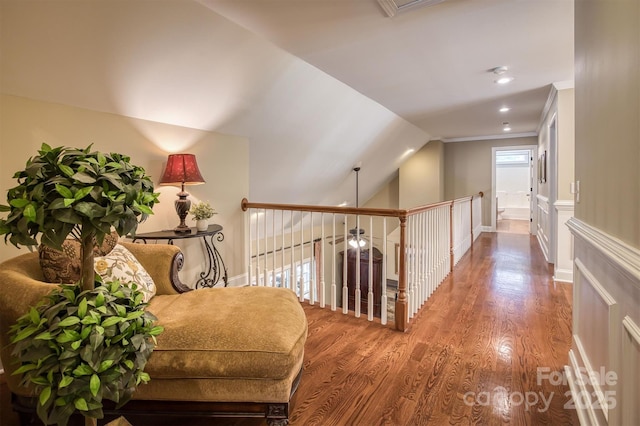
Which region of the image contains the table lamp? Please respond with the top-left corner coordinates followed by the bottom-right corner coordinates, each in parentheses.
top-left (159, 153), bottom-right (205, 232)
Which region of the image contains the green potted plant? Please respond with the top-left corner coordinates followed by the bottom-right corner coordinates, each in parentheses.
top-left (189, 200), bottom-right (216, 232)
top-left (0, 143), bottom-right (162, 426)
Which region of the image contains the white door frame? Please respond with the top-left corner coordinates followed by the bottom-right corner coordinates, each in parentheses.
top-left (548, 115), bottom-right (558, 264)
top-left (491, 145), bottom-right (538, 233)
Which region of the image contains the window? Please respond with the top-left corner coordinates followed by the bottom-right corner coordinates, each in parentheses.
top-left (496, 150), bottom-right (530, 166)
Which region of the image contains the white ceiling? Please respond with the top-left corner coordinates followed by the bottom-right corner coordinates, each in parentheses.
top-left (204, 0), bottom-right (574, 140)
top-left (1, 0), bottom-right (574, 207)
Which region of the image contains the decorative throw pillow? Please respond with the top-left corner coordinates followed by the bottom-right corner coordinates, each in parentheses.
top-left (94, 244), bottom-right (157, 302)
top-left (39, 231), bottom-right (119, 283)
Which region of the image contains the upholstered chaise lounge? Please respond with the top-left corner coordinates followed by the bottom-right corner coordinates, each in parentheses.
top-left (0, 242), bottom-right (308, 425)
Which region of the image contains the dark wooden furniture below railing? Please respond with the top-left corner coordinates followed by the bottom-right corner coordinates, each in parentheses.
top-left (340, 247), bottom-right (383, 317)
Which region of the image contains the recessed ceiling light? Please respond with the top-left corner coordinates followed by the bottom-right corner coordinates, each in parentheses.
top-left (503, 121), bottom-right (512, 132)
top-left (492, 66), bottom-right (509, 75)
top-left (499, 106), bottom-right (510, 113)
top-left (495, 77), bottom-right (514, 85)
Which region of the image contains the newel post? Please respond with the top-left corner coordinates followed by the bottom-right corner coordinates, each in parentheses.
top-left (395, 214), bottom-right (408, 331)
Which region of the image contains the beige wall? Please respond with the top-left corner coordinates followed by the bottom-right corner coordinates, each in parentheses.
top-left (574, 0), bottom-right (640, 248)
top-left (538, 86), bottom-right (575, 201)
top-left (444, 136), bottom-right (537, 226)
top-left (0, 95), bottom-right (249, 281)
top-left (557, 89), bottom-right (575, 201)
top-left (363, 174), bottom-right (399, 209)
top-left (399, 140), bottom-right (444, 209)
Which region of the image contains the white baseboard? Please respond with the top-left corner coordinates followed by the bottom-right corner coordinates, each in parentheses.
top-left (481, 226), bottom-right (492, 233)
top-left (553, 268), bottom-right (573, 283)
top-left (227, 273), bottom-right (249, 287)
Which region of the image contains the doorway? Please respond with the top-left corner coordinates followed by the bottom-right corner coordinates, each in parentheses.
top-left (491, 146), bottom-right (537, 234)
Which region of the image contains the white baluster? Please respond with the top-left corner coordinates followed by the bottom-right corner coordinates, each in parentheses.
top-left (331, 213), bottom-right (337, 311)
top-left (320, 212), bottom-right (325, 308)
top-left (355, 215), bottom-right (361, 318)
top-left (290, 210), bottom-right (294, 292)
top-left (272, 209), bottom-right (277, 285)
top-left (256, 209), bottom-right (261, 285)
top-left (420, 212), bottom-right (425, 301)
top-left (299, 212), bottom-right (304, 302)
top-left (412, 214), bottom-right (418, 317)
top-left (381, 217), bottom-right (387, 326)
top-left (342, 217), bottom-right (348, 315)
top-left (281, 209), bottom-right (285, 288)
top-left (309, 212), bottom-right (315, 305)
top-left (407, 216), bottom-right (415, 319)
top-left (367, 216), bottom-right (374, 322)
top-left (248, 209), bottom-right (253, 286)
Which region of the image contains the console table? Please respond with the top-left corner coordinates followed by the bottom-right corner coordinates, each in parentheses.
top-left (131, 224), bottom-right (228, 288)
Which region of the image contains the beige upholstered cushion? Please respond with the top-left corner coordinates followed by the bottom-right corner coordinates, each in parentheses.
top-left (94, 244), bottom-right (157, 302)
top-left (140, 286), bottom-right (307, 402)
top-left (38, 232), bottom-right (119, 283)
top-left (145, 286), bottom-right (307, 391)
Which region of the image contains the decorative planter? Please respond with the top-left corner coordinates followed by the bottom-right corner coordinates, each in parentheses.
top-left (196, 219), bottom-right (208, 232)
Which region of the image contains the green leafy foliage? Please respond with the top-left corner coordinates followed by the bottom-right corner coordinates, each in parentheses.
top-left (10, 281), bottom-right (163, 426)
top-left (189, 201), bottom-right (216, 221)
top-left (0, 143), bottom-right (159, 250)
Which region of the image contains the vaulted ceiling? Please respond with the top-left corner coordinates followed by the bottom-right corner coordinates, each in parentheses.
top-left (205, 0), bottom-right (574, 140)
top-left (1, 0), bottom-right (573, 206)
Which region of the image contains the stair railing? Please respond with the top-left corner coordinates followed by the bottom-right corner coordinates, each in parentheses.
top-left (241, 192), bottom-right (482, 331)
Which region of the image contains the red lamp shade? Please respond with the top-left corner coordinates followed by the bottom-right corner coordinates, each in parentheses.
top-left (159, 154), bottom-right (205, 186)
top-left (159, 154), bottom-right (205, 233)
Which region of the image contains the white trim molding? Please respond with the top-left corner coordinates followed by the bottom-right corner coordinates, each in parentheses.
top-left (441, 132), bottom-right (537, 143)
top-left (567, 218), bottom-right (640, 284)
top-left (554, 200), bottom-right (574, 283)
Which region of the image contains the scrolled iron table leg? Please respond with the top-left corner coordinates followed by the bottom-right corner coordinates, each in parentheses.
top-left (196, 232), bottom-right (229, 288)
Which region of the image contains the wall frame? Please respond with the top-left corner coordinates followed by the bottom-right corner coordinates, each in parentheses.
top-left (539, 150), bottom-right (547, 183)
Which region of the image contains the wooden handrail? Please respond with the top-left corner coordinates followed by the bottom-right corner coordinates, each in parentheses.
top-left (241, 198), bottom-right (404, 218)
top-left (241, 192), bottom-right (483, 219)
top-left (405, 200), bottom-right (453, 216)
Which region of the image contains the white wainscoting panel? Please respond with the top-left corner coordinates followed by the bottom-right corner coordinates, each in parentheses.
top-left (567, 218), bottom-right (640, 425)
top-left (554, 200), bottom-right (574, 282)
top-left (621, 316), bottom-right (640, 425)
top-left (537, 194), bottom-right (550, 262)
top-left (572, 258), bottom-right (618, 423)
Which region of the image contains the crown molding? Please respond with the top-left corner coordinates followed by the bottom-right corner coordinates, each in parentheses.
top-left (440, 132), bottom-right (537, 143)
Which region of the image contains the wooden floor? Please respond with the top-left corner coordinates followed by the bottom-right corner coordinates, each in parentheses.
top-left (1, 232), bottom-right (577, 425)
top-left (496, 219), bottom-right (530, 234)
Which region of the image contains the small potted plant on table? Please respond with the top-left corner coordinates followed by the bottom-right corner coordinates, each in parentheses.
top-left (190, 201), bottom-right (216, 232)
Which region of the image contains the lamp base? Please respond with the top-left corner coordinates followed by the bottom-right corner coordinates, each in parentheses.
top-left (174, 224), bottom-right (192, 233)
top-left (174, 191), bottom-right (192, 233)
